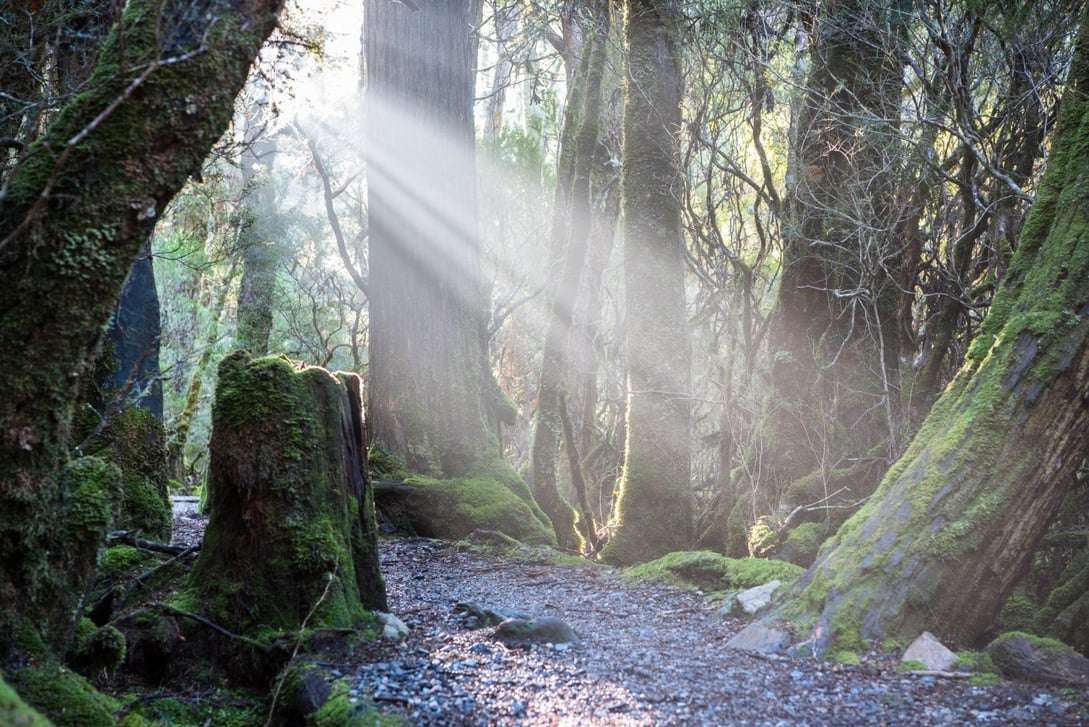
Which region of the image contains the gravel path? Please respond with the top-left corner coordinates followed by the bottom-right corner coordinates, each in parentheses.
top-left (352, 537), bottom-right (1087, 726)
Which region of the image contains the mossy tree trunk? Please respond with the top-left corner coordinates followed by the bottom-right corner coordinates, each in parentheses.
top-left (364, 0), bottom-right (496, 479)
top-left (754, 0), bottom-right (908, 529)
top-left (188, 353), bottom-right (386, 636)
top-left (599, 0), bottom-right (693, 566)
top-left (530, 1), bottom-right (610, 552)
top-left (732, 14), bottom-right (1089, 656)
top-left (0, 0), bottom-right (282, 666)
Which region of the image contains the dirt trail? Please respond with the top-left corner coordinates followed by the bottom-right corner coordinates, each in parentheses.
top-left (350, 537), bottom-right (1086, 726)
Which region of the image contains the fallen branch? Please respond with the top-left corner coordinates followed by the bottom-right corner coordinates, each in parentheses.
top-left (109, 530), bottom-right (199, 556)
top-left (156, 603), bottom-right (269, 651)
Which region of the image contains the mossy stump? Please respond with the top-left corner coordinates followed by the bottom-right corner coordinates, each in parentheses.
top-left (185, 353), bottom-right (386, 639)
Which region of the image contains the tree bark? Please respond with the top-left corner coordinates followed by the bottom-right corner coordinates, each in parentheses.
top-left (530, 1), bottom-right (609, 552)
top-left (599, 0), bottom-right (693, 566)
top-left (0, 0), bottom-right (282, 665)
top-left (363, 0), bottom-right (494, 478)
top-left (189, 353), bottom-right (386, 639)
top-left (731, 13), bottom-right (1089, 656)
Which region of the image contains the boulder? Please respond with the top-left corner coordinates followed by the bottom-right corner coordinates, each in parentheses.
top-left (901, 631), bottom-right (958, 671)
top-left (736, 580), bottom-right (782, 615)
top-left (375, 612), bottom-right (409, 640)
top-left (987, 632), bottom-right (1089, 687)
top-left (494, 616), bottom-right (579, 645)
top-left (726, 623), bottom-right (791, 654)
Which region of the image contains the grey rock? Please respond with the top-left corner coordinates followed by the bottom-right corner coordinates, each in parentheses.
top-left (495, 616), bottom-right (579, 645)
top-left (901, 631), bottom-right (958, 671)
top-left (736, 580), bottom-right (783, 615)
top-left (987, 633), bottom-right (1089, 687)
top-left (726, 623), bottom-right (792, 654)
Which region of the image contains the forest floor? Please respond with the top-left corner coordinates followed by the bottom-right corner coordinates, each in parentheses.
top-left (170, 503), bottom-right (1088, 726)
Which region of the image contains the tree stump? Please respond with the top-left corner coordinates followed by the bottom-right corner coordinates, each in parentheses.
top-left (186, 353), bottom-right (386, 636)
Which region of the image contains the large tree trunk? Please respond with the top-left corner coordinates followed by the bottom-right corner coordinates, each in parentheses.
top-left (730, 14), bottom-right (1089, 656)
top-left (0, 0), bottom-right (282, 665)
top-left (363, 0), bottom-right (494, 478)
top-left (188, 353), bottom-right (386, 639)
top-left (599, 0), bottom-right (692, 566)
top-left (755, 0), bottom-right (907, 526)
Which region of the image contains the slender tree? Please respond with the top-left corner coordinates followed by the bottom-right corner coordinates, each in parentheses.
top-left (599, 0), bottom-right (693, 565)
top-left (731, 9), bottom-right (1089, 656)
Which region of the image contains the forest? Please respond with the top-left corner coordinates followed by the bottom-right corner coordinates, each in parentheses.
top-left (2, 0), bottom-right (1089, 724)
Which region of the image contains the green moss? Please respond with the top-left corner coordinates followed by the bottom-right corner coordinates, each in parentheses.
top-left (368, 446), bottom-right (409, 480)
top-left (969, 673), bottom-right (1004, 686)
top-left (404, 474), bottom-right (554, 545)
top-left (0, 673), bottom-right (50, 726)
top-left (65, 457), bottom-right (121, 541)
top-left (832, 651), bottom-right (861, 666)
top-left (11, 663), bottom-right (119, 727)
top-left (779, 522), bottom-right (829, 566)
top-left (897, 659), bottom-right (928, 672)
top-left (74, 624), bottom-right (126, 674)
top-left (952, 651), bottom-right (986, 672)
top-left (623, 551), bottom-right (804, 592)
top-left (98, 545), bottom-right (144, 578)
top-left (310, 679), bottom-right (406, 726)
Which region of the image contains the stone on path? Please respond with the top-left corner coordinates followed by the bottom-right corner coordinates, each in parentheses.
top-left (901, 631), bottom-right (958, 671)
top-left (736, 580), bottom-right (782, 615)
top-left (494, 616), bottom-right (579, 645)
top-left (726, 623), bottom-right (791, 654)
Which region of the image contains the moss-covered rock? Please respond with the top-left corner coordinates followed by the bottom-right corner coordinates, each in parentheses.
top-left (623, 550), bottom-right (804, 592)
top-left (9, 662), bottom-right (119, 727)
top-left (778, 522), bottom-right (830, 567)
top-left (987, 632), bottom-right (1089, 687)
top-left (72, 624), bottom-right (126, 675)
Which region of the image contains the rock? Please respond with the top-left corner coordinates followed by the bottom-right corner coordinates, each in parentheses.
top-left (986, 632), bottom-right (1089, 687)
top-left (455, 601), bottom-right (530, 627)
top-left (376, 612), bottom-right (410, 640)
top-left (494, 616), bottom-right (579, 645)
top-left (726, 623), bottom-right (792, 654)
top-left (901, 631), bottom-right (958, 671)
top-left (736, 580), bottom-right (782, 615)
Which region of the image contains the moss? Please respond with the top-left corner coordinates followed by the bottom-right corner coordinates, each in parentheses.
top-left (65, 457), bottom-right (121, 541)
top-left (779, 522), bottom-right (829, 566)
top-left (952, 651), bottom-right (986, 672)
top-left (309, 678), bottom-right (406, 726)
top-left (368, 445), bottom-right (408, 481)
top-left (98, 545), bottom-right (144, 578)
top-left (11, 662), bottom-right (119, 727)
top-left (832, 651), bottom-right (861, 666)
top-left (623, 551), bottom-right (804, 592)
top-left (0, 673), bottom-right (50, 726)
top-left (968, 673), bottom-right (1003, 686)
top-left (74, 624), bottom-right (126, 674)
top-left (403, 474), bottom-right (554, 545)
top-left (897, 659), bottom-right (928, 673)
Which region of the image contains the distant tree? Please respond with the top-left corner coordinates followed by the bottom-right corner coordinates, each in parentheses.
top-left (530, 0), bottom-right (610, 551)
top-left (599, 0), bottom-right (693, 565)
top-left (0, 0), bottom-right (282, 668)
top-left (731, 10), bottom-right (1089, 656)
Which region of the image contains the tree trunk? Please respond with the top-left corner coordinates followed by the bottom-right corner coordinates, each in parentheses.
top-left (599, 0), bottom-right (692, 566)
top-left (0, 0), bottom-right (282, 665)
top-left (76, 243), bottom-right (172, 541)
top-left (731, 14), bottom-right (1089, 656)
top-left (363, 0), bottom-right (494, 478)
top-left (188, 353), bottom-right (386, 638)
top-left (530, 1), bottom-right (609, 552)
top-left (750, 0), bottom-right (908, 539)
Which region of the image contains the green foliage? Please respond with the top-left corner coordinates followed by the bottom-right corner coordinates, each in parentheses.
top-left (74, 624), bottom-right (127, 674)
top-left (65, 457), bottom-right (121, 542)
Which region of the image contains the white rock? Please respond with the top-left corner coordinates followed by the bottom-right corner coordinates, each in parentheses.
top-left (901, 631), bottom-right (958, 671)
top-left (736, 580), bottom-right (782, 615)
top-left (375, 611), bottom-right (410, 640)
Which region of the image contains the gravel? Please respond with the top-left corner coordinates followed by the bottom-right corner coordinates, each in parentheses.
top-left (351, 538), bottom-right (1088, 726)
